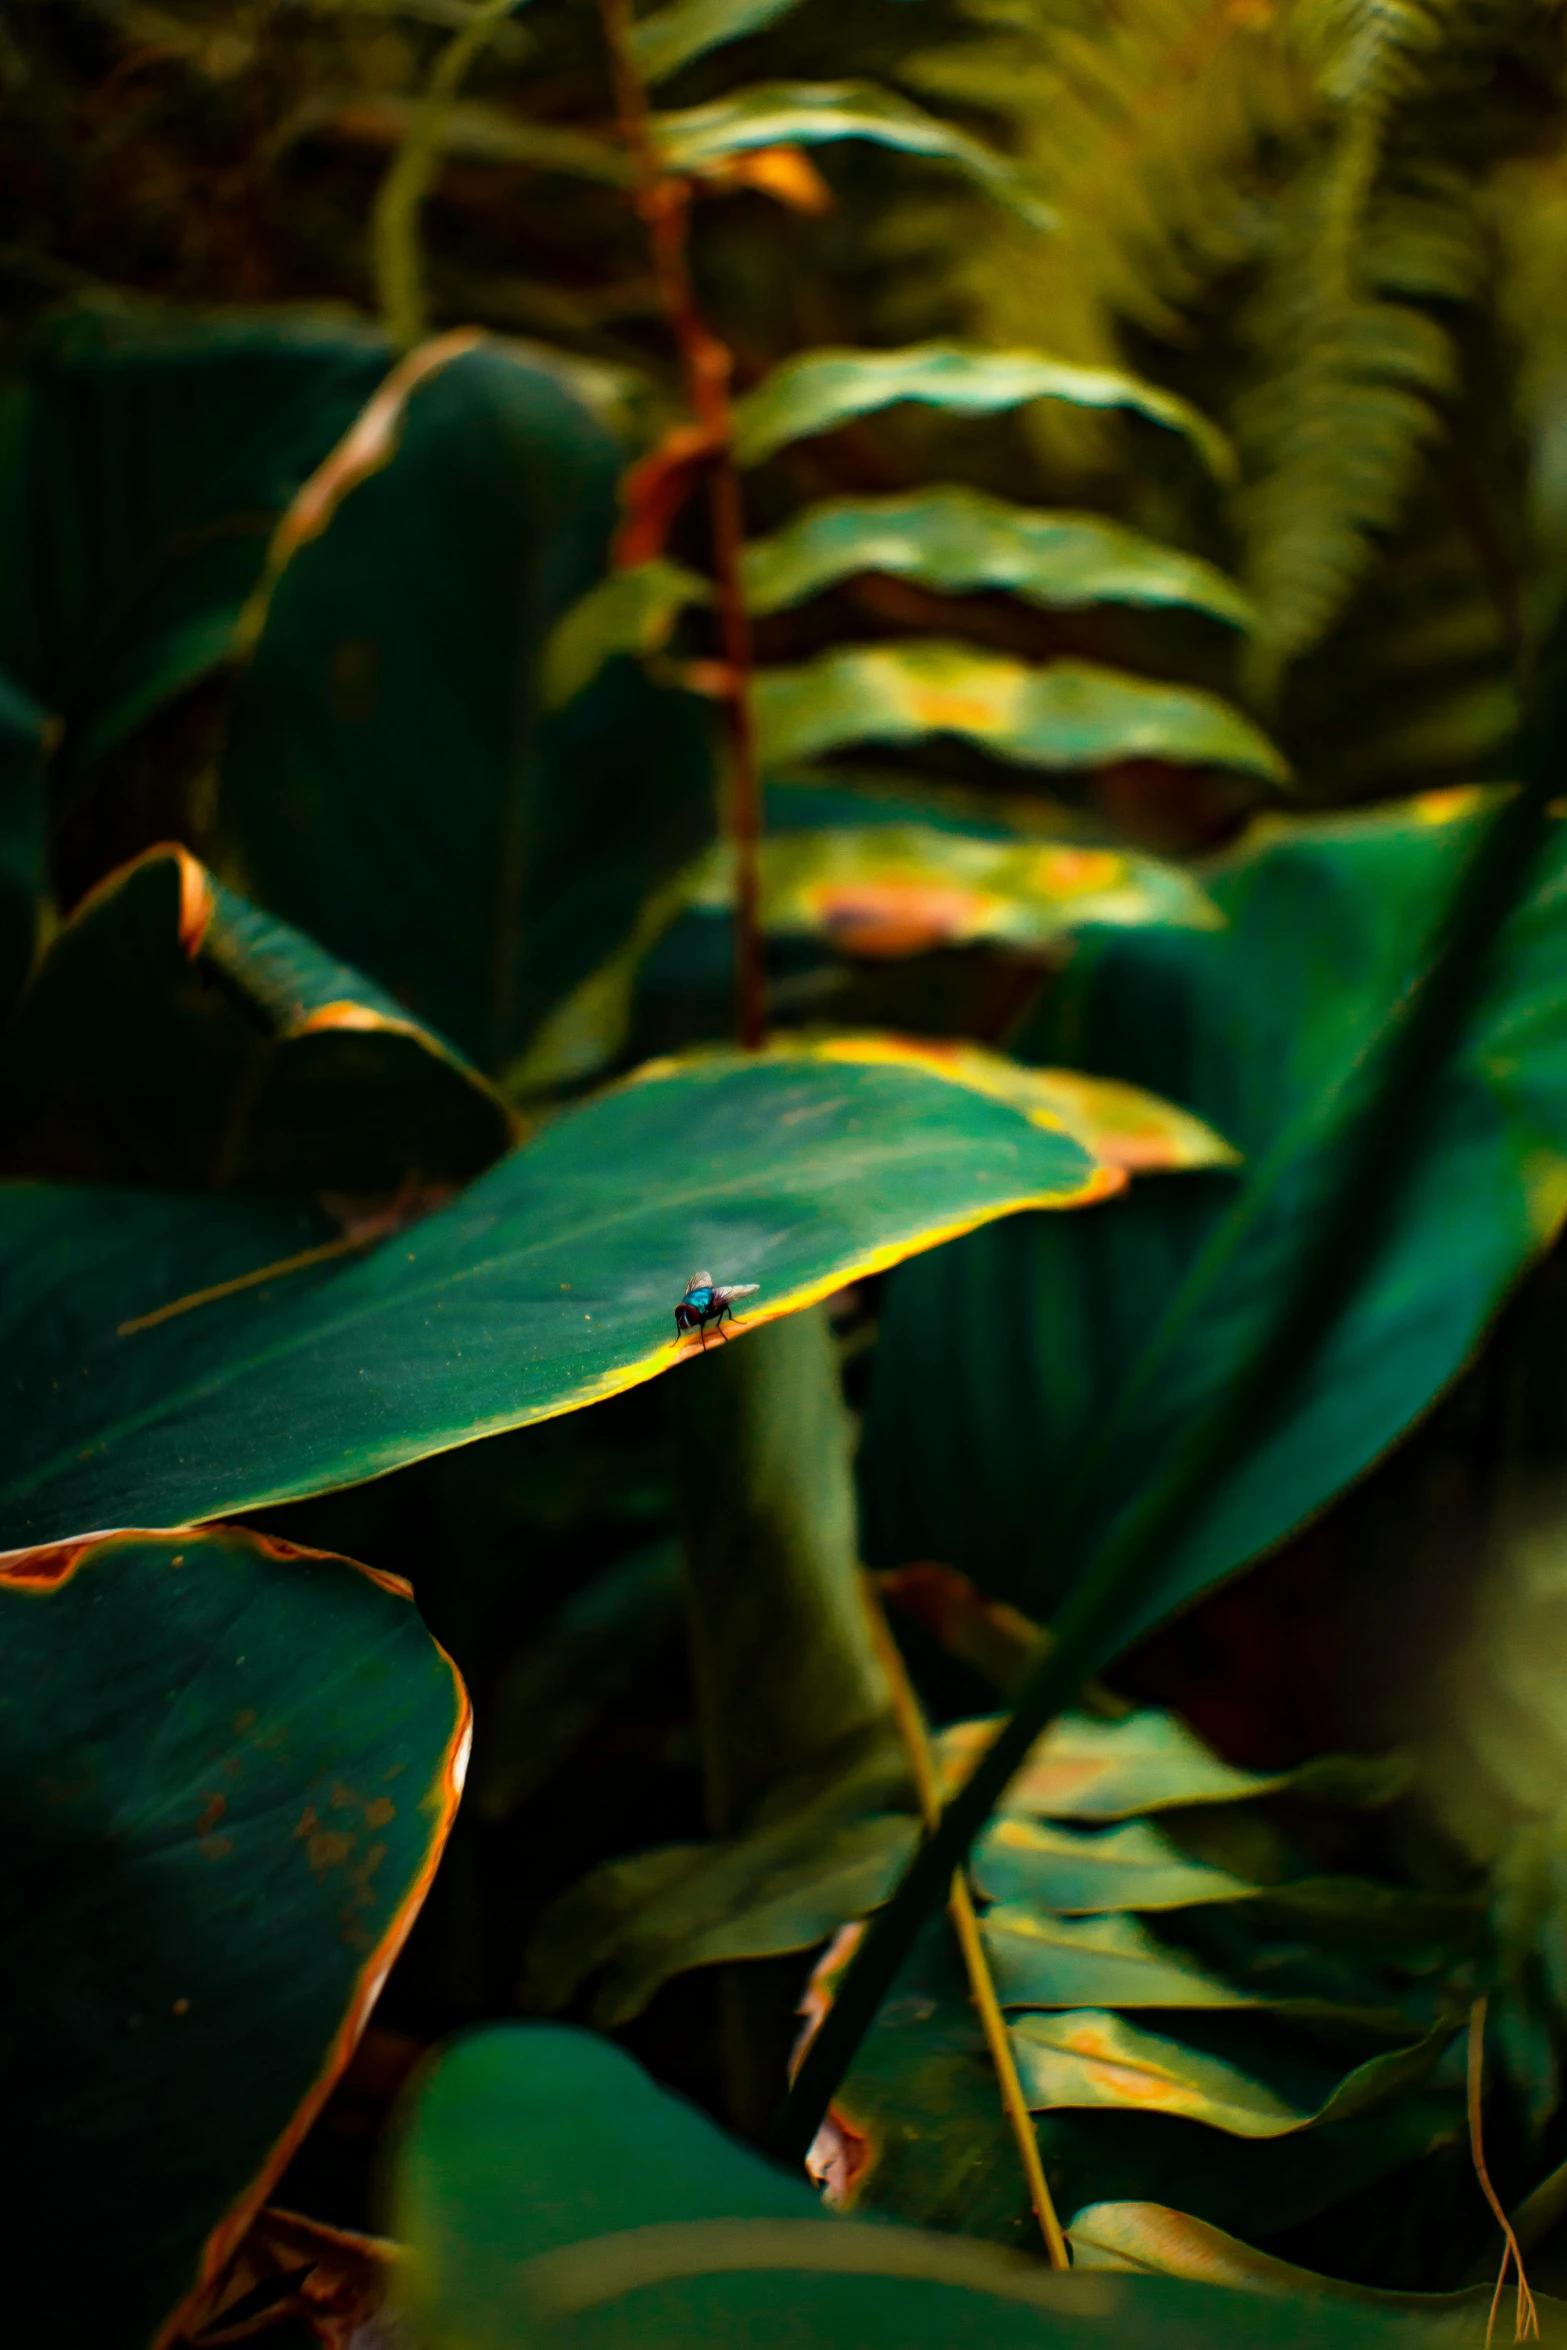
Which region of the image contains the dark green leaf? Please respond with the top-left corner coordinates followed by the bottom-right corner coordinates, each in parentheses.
top-left (1, 1523), bottom-right (467, 2348)
top-left (655, 83), bottom-right (1055, 228)
top-left (731, 345), bottom-right (1235, 477)
top-left (0, 1037), bottom-right (1118, 1546)
top-left (752, 642), bottom-right (1285, 779)
top-left (0, 301), bottom-right (391, 787)
top-left (221, 337), bottom-right (716, 1078)
top-left (0, 843), bottom-right (512, 1189)
top-left (863, 790), bottom-right (1567, 1631)
top-left (741, 489), bottom-right (1253, 623)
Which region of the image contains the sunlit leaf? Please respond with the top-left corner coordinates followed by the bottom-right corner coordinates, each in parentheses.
top-left (688, 825), bottom-right (1224, 957)
top-left (1009, 2012), bottom-right (1443, 2136)
top-left (0, 1038), bottom-right (1120, 1547)
top-left (542, 558), bottom-right (710, 711)
top-left (631, 0), bottom-right (806, 85)
top-left (731, 344), bottom-right (1235, 478)
top-left (934, 1708), bottom-right (1316, 1820)
top-left (1, 1523), bottom-right (467, 2348)
top-left (0, 843), bottom-right (512, 1189)
top-left (974, 1818), bottom-right (1256, 1916)
top-left (983, 1907), bottom-right (1255, 2006)
top-left (387, 2023), bottom-right (1457, 2350)
top-left (864, 791), bottom-right (1567, 1633)
top-left (753, 642), bottom-right (1286, 779)
top-left (656, 83), bottom-right (1054, 229)
top-left (741, 490), bottom-right (1253, 625)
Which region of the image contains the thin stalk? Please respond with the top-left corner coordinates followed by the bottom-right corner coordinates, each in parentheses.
top-left (860, 1578), bottom-right (1069, 2268)
top-left (597, 0), bottom-right (766, 1049)
top-left (771, 676), bottom-right (1566, 2166)
top-left (1468, 1999), bottom-right (1539, 2344)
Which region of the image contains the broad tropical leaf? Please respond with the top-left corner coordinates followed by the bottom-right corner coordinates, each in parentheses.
top-left (0, 301), bottom-right (391, 788)
top-left (1, 1524), bottom-right (467, 2348)
top-left (221, 337), bottom-right (716, 1076)
top-left (741, 489), bottom-right (1253, 624)
top-left (387, 2023), bottom-right (1467, 2350)
top-left (731, 344), bottom-right (1235, 477)
top-left (752, 643), bottom-right (1286, 779)
top-left (0, 843), bottom-right (512, 1189)
top-left (655, 83), bottom-right (1054, 228)
top-left (0, 1037), bottom-right (1120, 1548)
top-left (863, 791), bottom-right (1567, 1631)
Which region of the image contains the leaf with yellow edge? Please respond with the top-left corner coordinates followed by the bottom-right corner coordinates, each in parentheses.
top-left (1009, 2012), bottom-right (1445, 2137)
top-left (752, 643), bottom-right (1286, 781)
top-left (687, 824), bottom-right (1221, 959)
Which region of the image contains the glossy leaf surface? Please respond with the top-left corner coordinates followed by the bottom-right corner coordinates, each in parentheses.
top-left (863, 792), bottom-right (1567, 1629)
top-left (388, 2024), bottom-right (1461, 2350)
top-left (222, 338), bottom-right (715, 1076)
top-left (0, 302), bottom-right (391, 784)
top-left (731, 344), bottom-right (1235, 477)
top-left (656, 83), bottom-right (1054, 227)
top-left (741, 490), bottom-right (1253, 624)
top-left (0, 1038), bottom-right (1117, 1547)
top-left (753, 642), bottom-right (1286, 779)
top-left (0, 844), bottom-right (511, 1189)
top-left (688, 824), bottom-right (1222, 957)
top-left (1, 1524), bottom-right (467, 2347)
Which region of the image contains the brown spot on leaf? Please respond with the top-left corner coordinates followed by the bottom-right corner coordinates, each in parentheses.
top-left (308, 1831), bottom-right (354, 1875)
top-left (364, 1796), bottom-right (396, 1829)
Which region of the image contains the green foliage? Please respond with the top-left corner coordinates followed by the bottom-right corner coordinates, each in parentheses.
top-left (863, 790), bottom-right (1567, 1629)
top-left (2, 1524), bottom-right (466, 2348)
top-left (0, 1040), bottom-right (1115, 1549)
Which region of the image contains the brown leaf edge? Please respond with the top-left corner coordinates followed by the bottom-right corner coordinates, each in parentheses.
top-left (0, 1525), bottom-right (471, 2350)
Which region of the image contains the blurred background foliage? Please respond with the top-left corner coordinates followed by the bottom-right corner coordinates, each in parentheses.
top-left (15, 2), bottom-right (1567, 2342)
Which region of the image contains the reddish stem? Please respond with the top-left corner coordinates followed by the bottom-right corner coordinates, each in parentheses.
top-left (599, 0), bottom-right (766, 1049)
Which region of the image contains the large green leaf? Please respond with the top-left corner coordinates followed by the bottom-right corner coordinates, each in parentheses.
top-left (0, 843), bottom-right (512, 1188)
top-left (0, 1038), bottom-right (1119, 1548)
top-left (741, 490), bottom-right (1254, 624)
top-left (221, 337), bottom-right (716, 1078)
top-left (862, 790), bottom-right (1567, 1630)
top-left (731, 344), bottom-right (1235, 477)
top-left (753, 643), bottom-right (1286, 779)
top-left (655, 83), bottom-right (1054, 228)
top-left (0, 301), bottom-right (391, 788)
top-left (1, 1523), bottom-right (467, 2348)
top-left (387, 2022), bottom-right (1464, 2350)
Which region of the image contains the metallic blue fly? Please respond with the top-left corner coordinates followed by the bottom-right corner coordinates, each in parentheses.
top-left (675, 1269), bottom-right (759, 1348)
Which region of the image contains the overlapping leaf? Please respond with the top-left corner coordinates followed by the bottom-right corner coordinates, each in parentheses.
top-left (0, 1037), bottom-right (1120, 1548)
top-left (752, 643), bottom-right (1286, 778)
top-left (656, 83), bottom-right (1054, 227)
top-left (387, 2023), bottom-right (1467, 2350)
top-left (0, 843), bottom-right (512, 1189)
top-left (740, 490), bottom-right (1253, 624)
top-left (863, 791), bottom-right (1567, 1632)
top-left (1, 1524), bottom-right (467, 2348)
top-left (731, 344), bottom-right (1235, 477)
top-left (0, 301), bottom-right (392, 788)
top-left (631, 0), bottom-right (806, 84)
top-left (221, 336), bottom-right (716, 1076)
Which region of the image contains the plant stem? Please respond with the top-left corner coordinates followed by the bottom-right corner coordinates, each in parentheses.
top-left (770, 676), bottom-right (1567, 2165)
top-left (860, 1578), bottom-right (1070, 2268)
top-left (1468, 1998), bottom-right (1540, 2344)
top-left (597, 0), bottom-right (766, 1049)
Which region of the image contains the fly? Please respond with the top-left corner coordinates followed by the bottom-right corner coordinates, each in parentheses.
top-left (675, 1270), bottom-right (759, 1349)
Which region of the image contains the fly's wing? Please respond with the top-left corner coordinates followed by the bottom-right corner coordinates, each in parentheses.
top-left (685, 1270), bottom-right (713, 1295)
top-left (713, 1284), bottom-right (759, 1304)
